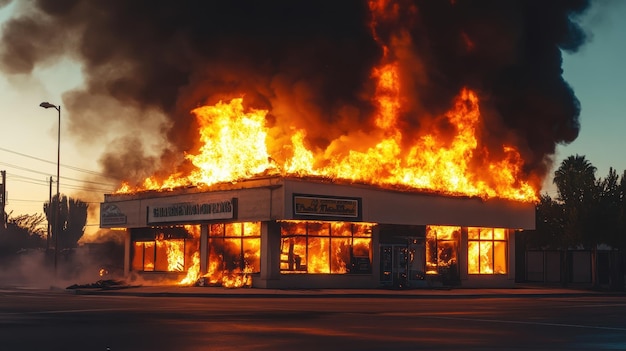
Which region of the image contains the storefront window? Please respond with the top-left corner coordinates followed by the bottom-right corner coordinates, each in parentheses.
top-left (132, 241), bottom-right (155, 271)
top-left (425, 226), bottom-right (459, 276)
top-left (279, 221), bottom-right (372, 274)
top-left (130, 226), bottom-right (199, 272)
top-left (155, 238), bottom-right (185, 271)
top-left (468, 227), bottom-right (508, 274)
top-left (207, 222), bottom-right (261, 282)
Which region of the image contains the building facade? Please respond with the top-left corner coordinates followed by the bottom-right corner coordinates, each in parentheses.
top-left (100, 176), bottom-right (535, 289)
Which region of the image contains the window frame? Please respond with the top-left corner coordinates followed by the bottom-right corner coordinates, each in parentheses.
top-left (130, 226), bottom-right (199, 273)
top-left (467, 227), bottom-right (509, 275)
top-left (279, 221), bottom-right (372, 274)
top-left (207, 222), bottom-right (262, 274)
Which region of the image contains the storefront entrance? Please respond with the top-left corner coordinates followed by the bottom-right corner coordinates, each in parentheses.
top-left (378, 224), bottom-right (427, 288)
top-left (380, 238), bottom-right (426, 288)
top-left (380, 244), bottom-right (406, 288)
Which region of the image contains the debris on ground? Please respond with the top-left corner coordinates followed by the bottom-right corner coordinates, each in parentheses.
top-left (66, 279), bottom-right (138, 290)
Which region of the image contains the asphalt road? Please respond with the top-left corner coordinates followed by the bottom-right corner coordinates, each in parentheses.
top-left (1, 288), bottom-right (625, 351)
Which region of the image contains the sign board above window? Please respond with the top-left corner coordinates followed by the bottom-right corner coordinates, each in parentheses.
top-left (147, 198), bottom-right (237, 224)
top-left (293, 194), bottom-right (361, 221)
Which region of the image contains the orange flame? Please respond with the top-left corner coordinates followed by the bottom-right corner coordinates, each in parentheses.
top-left (467, 227), bottom-right (508, 274)
top-left (176, 223), bottom-right (260, 288)
top-left (178, 251), bottom-right (200, 285)
top-left (279, 220), bottom-right (372, 274)
top-left (426, 225), bottom-right (460, 275)
top-left (118, 85), bottom-right (536, 201)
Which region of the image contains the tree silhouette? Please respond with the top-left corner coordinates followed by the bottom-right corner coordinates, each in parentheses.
top-left (532, 194), bottom-right (565, 249)
top-left (43, 195), bottom-right (88, 251)
top-left (553, 155), bottom-right (597, 286)
top-left (528, 156), bottom-right (626, 289)
top-left (65, 198), bottom-right (88, 248)
top-left (554, 155), bottom-right (596, 205)
top-left (617, 172), bottom-right (626, 251)
top-left (594, 168), bottom-right (621, 248)
top-left (0, 212), bottom-right (46, 260)
top-left (553, 155), bottom-right (596, 243)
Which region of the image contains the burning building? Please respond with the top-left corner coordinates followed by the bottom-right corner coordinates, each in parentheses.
top-left (100, 80), bottom-right (542, 290)
top-left (89, 1), bottom-right (590, 289)
top-left (101, 175), bottom-right (533, 289)
top-left (100, 84), bottom-right (539, 289)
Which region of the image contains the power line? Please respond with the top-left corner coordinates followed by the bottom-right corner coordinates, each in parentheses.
top-left (0, 161), bottom-right (118, 188)
top-left (1, 147), bottom-right (122, 218)
top-left (9, 174), bottom-right (117, 192)
top-left (6, 199), bottom-right (46, 203)
top-left (4, 169), bottom-right (122, 197)
top-left (7, 178), bottom-right (48, 187)
top-left (0, 146), bottom-right (123, 181)
top-left (0, 161), bottom-right (52, 178)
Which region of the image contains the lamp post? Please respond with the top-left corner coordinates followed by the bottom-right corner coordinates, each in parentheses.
top-left (40, 102), bottom-right (61, 277)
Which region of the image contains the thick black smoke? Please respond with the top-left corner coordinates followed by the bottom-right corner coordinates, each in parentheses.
top-left (0, 0), bottom-right (590, 184)
top-left (373, 0), bottom-right (590, 180)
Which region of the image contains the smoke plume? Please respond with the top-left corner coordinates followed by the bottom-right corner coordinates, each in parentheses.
top-left (0, 0), bottom-right (591, 185)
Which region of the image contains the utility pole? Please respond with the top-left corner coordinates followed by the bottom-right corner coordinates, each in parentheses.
top-left (47, 176), bottom-right (52, 250)
top-left (0, 170), bottom-right (6, 229)
top-left (39, 101), bottom-right (61, 278)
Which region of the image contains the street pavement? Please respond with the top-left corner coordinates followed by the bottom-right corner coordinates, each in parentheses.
top-left (65, 282), bottom-right (626, 299)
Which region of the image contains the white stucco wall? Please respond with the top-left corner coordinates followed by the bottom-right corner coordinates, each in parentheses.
top-left (101, 177), bottom-right (535, 230)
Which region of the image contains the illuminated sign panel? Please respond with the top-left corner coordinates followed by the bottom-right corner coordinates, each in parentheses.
top-left (293, 194), bottom-right (361, 220)
top-left (147, 198), bottom-right (236, 224)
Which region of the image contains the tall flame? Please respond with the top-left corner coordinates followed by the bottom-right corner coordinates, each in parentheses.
top-left (118, 85), bottom-right (536, 201)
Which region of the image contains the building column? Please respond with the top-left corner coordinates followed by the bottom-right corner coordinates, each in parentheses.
top-left (260, 220), bottom-right (281, 281)
top-left (371, 224), bottom-right (380, 284)
top-left (124, 229), bottom-right (131, 277)
top-left (200, 224), bottom-right (208, 274)
top-left (460, 227), bottom-right (469, 282)
top-left (508, 229), bottom-right (516, 281)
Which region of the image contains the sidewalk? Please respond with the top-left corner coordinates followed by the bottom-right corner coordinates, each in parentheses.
top-left (67, 283), bottom-right (626, 299)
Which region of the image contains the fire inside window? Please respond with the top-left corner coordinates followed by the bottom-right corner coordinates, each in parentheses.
top-left (468, 227), bottom-right (508, 274)
top-left (279, 221), bottom-right (372, 274)
top-left (131, 223), bottom-right (261, 282)
top-left (208, 222), bottom-right (261, 276)
top-left (131, 226), bottom-right (200, 272)
top-left (425, 226), bottom-right (460, 276)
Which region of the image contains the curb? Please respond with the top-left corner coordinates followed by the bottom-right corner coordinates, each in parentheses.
top-left (67, 287), bottom-right (625, 299)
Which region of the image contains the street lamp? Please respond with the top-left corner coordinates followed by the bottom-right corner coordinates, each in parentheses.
top-left (40, 101), bottom-right (61, 277)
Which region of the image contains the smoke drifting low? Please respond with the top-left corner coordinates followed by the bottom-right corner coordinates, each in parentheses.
top-left (0, 0), bottom-right (590, 185)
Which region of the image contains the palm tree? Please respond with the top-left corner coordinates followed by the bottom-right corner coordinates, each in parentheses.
top-left (553, 155), bottom-right (597, 286)
top-left (554, 154), bottom-right (597, 206)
